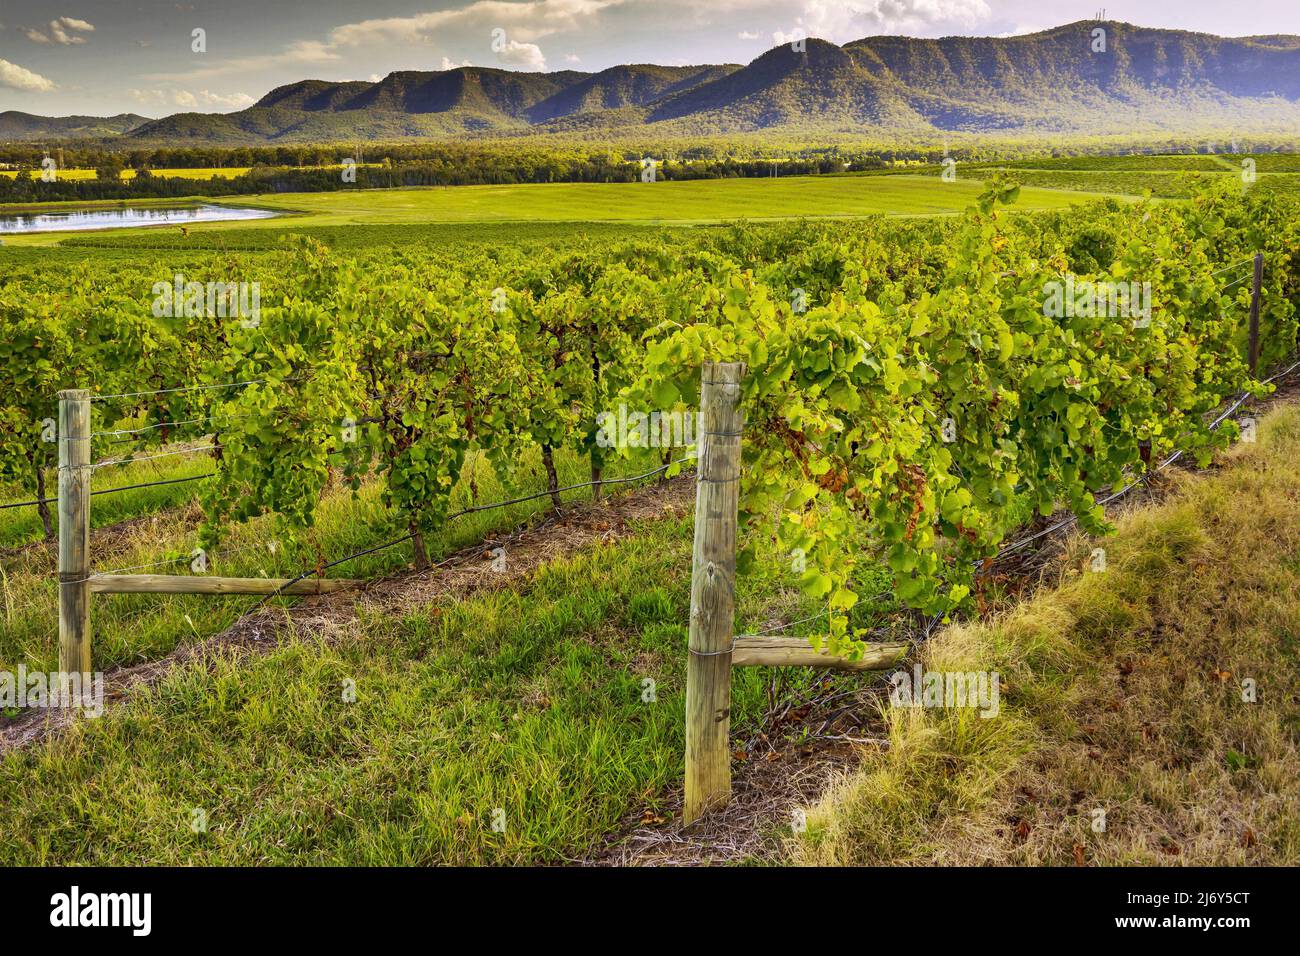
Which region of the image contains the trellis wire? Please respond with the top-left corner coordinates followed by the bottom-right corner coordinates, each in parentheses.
top-left (1209, 256), bottom-right (1257, 278)
top-left (98, 543), bottom-right (268, 576)
top-left (93, 443), bottom-right (222, 471)
top-left (253, 456), bottom-right (694, 608)
top-left (997, 356), bottom-right (1300, 557)
top-left (91, 410), bottom-right (250, 440)
top-left (91, 379), bottom-right (265, 403)
top-left (0, 472), bottom-right (214, 512)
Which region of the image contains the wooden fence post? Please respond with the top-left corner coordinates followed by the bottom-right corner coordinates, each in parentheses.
top-left (684, 361), bottom-right (744, 824)
top-left (1248, 253), bottom-right (1263, 376)
top-left (58, 389), bottom-right (92, 676)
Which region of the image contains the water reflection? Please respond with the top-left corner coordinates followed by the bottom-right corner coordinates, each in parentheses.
top-left (0, 203), bottom-right (280, 235)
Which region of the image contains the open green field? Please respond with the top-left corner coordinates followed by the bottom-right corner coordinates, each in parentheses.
top-left (0, 173), bottom-right (1112, 249)
top-left (227, 174), bottom-right (1105, 224)
top-left (267, 174), bottom-right (1100, 223)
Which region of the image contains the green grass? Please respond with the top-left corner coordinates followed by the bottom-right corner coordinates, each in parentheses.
top-left (53, 220), bottom-right (670, 255)
top-left (0, 443), bottom-right (673, 675)
top-left (0, 173), bottom-right (1112, 249)
top-left (855, 153), bottom-right (1300, 200)
top-left (0, 516), bottom-right (699, 864)
top-left (0, 478), bottom-right (886, 864)
top-left (243, 174), bottom-right (1105, 223)
top-left (227, 174), bottom-right (1102, 224)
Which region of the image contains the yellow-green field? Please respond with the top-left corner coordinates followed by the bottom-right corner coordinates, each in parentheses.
top-left (0, 164), bottom-right (377, 181)
top-left (233, 174), bottom-right (1108, 225)
top-left (0, 167), bottom-right (250, 181)
top-left (0, 173), bottom-right (1118, 248)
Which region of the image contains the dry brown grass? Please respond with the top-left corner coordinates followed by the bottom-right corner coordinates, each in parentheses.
top-left (791, 405), bottom-right (1300, 866)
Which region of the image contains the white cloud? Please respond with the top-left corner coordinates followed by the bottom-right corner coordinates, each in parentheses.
top-left (772, 26), bottom-right (805, 45)
top-left (130, 88), bottom-right (255, 111)
top-left (51, 16), bottom-right (94, 43)
top-left (369, 72), bottom-right (384, 82)
top-left (995, 24), bottom-right (1042, 38)
top-left (440, 56), bottom-right (473, 70)
top-left (146, 0), bottom-right (617, 81)
top-left (790, 0), bottom-right (990, 41)
top-left (142, 40), bottom-right (340, 82)
top-left (564, 52), bottom-right (581, 63)
top-left (496, 40), bottom-right (546, 70)
top-left (24, 15), bottom-right (95, 45)
top-left (711, 0), bottom-right (990, 44)
top-left (198, 90), bottom-right (256, 109)
top-left (329, 0), bottom-right (619, 47)
top-left (0, 57), bottom-right (55, 91)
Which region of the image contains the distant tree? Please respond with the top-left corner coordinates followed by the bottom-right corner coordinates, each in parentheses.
top-left (96, 159), bottom-right (125, 182)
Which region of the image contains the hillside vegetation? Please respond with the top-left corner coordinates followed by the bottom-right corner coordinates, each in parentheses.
top-left (10, 22), bottom-right (1300, 145)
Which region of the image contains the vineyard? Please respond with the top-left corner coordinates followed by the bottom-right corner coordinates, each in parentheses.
top-left (2, 172), bottom-right (1299, 862)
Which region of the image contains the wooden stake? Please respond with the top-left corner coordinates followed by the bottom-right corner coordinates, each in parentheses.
top-left (1248, 253), bottom-right (1264, 375)
top-left (57, 389), bottom-right (92, 676)
top-left (732, 636), bottom-right (908, 670)
top-left (89, 574), bottom-right (359, 595)
top-left (684, 361), bottom-right (744, 824)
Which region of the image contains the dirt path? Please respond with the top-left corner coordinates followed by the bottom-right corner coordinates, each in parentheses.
top-left (0, 476), bottom-right (694, 754)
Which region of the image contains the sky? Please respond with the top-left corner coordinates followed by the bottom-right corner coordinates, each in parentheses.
top-left (3, 0), bottom-right (1300, 117)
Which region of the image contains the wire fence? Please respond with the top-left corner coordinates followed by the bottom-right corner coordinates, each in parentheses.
top-left (0, 472), bottom-right (213, 513)
top-left (1209, 256), bottom-right (1257, 279)
top-left (98, 543), bottom-right (270, 576)
top-left (996, 355), bottom-right (1300, 558)
top-left (90, 379), bottom-right (267, 403)
top-left (6, 255), bottom-right (1287, 645)
top-left (251, 455), bottom-right (694, 607)
top-left (92, 443), bottom-right (222, 471)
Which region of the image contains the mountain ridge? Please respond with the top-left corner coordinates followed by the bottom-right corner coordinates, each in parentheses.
top-left (6, 21), bottom-right (1300, 143)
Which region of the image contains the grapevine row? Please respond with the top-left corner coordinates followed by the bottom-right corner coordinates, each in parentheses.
top-left (2, 177), bottom-right (1296, 656)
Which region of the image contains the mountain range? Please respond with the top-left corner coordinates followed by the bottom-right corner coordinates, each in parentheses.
top-left (5, 21), bottom-right (1300, 144)
top-left (0, 112), bottom-right (150, 140)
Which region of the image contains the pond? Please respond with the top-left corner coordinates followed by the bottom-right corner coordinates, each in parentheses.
top-left (0, 203), bottom-right (280, 235)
